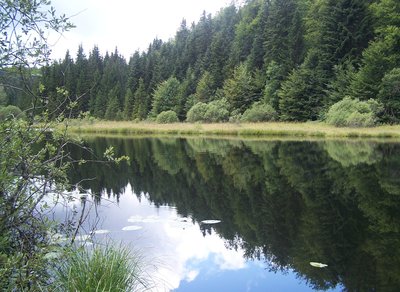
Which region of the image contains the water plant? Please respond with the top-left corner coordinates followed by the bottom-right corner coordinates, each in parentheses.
top-left (53, 243), bottom-right (150, 292)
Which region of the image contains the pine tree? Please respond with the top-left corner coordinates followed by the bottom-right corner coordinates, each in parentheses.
top-left (280, 0), bottom-right (373, 120)
top-left (133, 78), bottom-right (149, 120)
top-left (263, 0), bottom-right (304, 111)
top-left (104, 84), bottom-right (122, 120)
top-left (223, 63), bottom-right (259, 113)
top-left (351, 0), bottom-right (400, 118)
top-left (122, 88), bottom-right (134, 120)
top-left (195, 71), bottom-right (216, 103)
top-left (279, 52), bottom-right (325, 121)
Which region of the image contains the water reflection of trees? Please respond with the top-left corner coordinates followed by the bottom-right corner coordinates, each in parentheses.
top-left (69, 137), bottom-right (400, 291)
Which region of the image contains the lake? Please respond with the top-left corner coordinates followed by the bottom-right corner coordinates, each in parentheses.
top-left (64, 137), bottom-right (400, 291)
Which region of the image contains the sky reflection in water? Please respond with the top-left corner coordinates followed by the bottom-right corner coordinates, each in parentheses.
top-left (86, 184), bottom-right (339, 292)
top-left (62, 137), bottom-right (400, 291)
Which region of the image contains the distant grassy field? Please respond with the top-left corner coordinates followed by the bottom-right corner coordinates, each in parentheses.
top-left (64, 120), bottom-right (400, 139)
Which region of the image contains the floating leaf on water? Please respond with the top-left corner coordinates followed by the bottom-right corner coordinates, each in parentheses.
top-left (93, 229), bottom-right (110, 234)
top-left (122, 225), bottom-right (143, 231)
top-left (201, 220), bottom-right (221, 224)
top-left (310, 262), bottom-right (328, 268)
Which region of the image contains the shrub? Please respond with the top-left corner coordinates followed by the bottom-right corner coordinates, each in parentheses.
top-left (54, 245), bottom-right (148, 292)
top-left (204, 99), bottom-right (230, 122)
top-left (156, 110), bottom-right (179, 123)
top-left (187, 100), bottom-right (229, 123)
top-left (325, 97), bottom-right (383, 127)
top-left (0, 105), bottom-right (24, 120)
top-left (186, 102), bottom-right (208, 122)
top-left (241, 102), bottom-right (277, 122)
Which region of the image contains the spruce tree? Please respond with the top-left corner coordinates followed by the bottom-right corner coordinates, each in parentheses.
top-left (351, 0), bottom-right (400, 121)
top-left (133, 78), bottom-right (149, 120)
top-left (122, 88), bottom-right (134, 120)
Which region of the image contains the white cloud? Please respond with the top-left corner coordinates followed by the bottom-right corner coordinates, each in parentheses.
top-left (48, 0), bottom-right (231, 60)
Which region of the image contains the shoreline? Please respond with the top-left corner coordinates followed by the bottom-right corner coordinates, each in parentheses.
top-left (64, 120), bottom-right (400, 139)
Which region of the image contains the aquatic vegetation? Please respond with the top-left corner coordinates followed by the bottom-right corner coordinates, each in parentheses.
top-left (201, 220), bottom-right (222, 224)
top-left (53, 244), bottom-right (150, 291)
top-left (310, 262), bottom-right (328, 268)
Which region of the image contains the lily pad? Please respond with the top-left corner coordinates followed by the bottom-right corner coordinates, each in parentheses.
top-left (201, 220), bottom-right (221, 224)
top-left (310, 262), bottom-right (328, 268)
top-left (93, 229), bottom-right (110, 234)
top-left (122, 225), bottom-right (143, 231)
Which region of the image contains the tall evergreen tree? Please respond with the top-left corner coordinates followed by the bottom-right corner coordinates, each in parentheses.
top-left (280, 0), bottom-right (373, 120)
top-left (133, 78), bottom-right (149, 120)
top-left (223, 63), bottom-right (260, 113)
top-left (351, 0), bottom-right (400, 121)
top-left (122, 88), bottom-right (134, 120)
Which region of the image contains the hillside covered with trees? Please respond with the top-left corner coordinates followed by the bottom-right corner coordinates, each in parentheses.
top-left (3, 0), bottom-right (400, 125)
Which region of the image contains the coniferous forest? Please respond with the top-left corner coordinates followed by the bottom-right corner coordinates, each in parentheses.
top-left (3, 0), bottom-right (400, 125)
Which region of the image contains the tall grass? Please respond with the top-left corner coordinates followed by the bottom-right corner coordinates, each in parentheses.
top-left (64, 120), bottom-right (400, 139)
top-left (53, 244), bottom-right (150, 292)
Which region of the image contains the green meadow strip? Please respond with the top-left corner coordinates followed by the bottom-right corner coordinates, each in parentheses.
top-left (64, 121), bottom-right (400, 139)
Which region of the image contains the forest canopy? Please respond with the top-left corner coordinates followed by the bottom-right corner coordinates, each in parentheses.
top-left (2, 0), bottom-right (400, 125)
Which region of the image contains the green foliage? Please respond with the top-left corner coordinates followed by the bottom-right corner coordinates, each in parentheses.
top-left (326, 63), bottom-right (357, 107)
top-left (203, 99), bottom-right (230, 123)
top-left (151, 77), bottom-right (181, 116)
top-left (195, 71), bottom-right (216, 103)
top-left (0, 118), bottom-right (70, 289)
top-left (122, 88), bottom-right (134, 120)
top-left (0, 105), bottom-right (24, 120)
top-left (54, 244), bottom-right (148, 292)
top-left (105, 95), bottom-right (122, 120)
top-left (156, 110), bottom-right (179, 124)
top-left (279, 54), bottom-right (325, 121)
top-left (186, 102), bottom-right (208, 122)
top-left (223, 64), bottom-right (260, 113)
top-left (351, 26), bottom-right (400, 101)
top-left (0, 86), bottom-right (7, 106)
top-left (263, 61), bottom-right (286, 111)
top-left (325, 97), bottom-right (383, 127)
top-left (378, 68), bottom-right (400, 123)
top-left (186, 99), bottom-right (229, 123)
top-left (241, 102), bottom-right (277, 122)
top-left (12, 0), bottom-right (400, 124)
top-left (133, 78), bottom-right (149, 120)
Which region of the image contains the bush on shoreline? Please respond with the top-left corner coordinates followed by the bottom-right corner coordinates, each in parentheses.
top-left (325, 97), bottom-right (383, 127)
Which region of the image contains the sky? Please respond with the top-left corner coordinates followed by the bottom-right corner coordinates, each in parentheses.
top-left (49, 0), bottom-right (233, 61)
top-left (53, 185), bottom-right (326, 292)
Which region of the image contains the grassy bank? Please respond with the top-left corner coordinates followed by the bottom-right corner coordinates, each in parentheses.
top-left (65, 120), bottom-right (400, 139)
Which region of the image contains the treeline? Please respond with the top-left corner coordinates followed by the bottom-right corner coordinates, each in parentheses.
top-left (4, 0), bottom-right (400, 123)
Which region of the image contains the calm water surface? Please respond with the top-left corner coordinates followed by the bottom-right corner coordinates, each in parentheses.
top-left (66, 137), bottom-right (400, 291)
